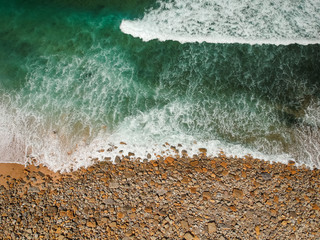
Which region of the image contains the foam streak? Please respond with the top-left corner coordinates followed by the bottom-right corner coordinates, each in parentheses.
top-left (120, 0), bottom-right (320, 45)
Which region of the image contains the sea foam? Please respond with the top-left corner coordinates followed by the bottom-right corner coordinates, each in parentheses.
top-left (120, 0), bottom-right (320, 45)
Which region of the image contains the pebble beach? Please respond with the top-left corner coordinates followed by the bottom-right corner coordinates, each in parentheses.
top-left (0, 151), bottom-right (319, 239)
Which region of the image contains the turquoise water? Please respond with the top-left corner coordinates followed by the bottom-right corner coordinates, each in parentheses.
top-left (0, 0), bottom-right (319, 171)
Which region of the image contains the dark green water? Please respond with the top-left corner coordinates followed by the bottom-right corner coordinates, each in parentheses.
top-left (0, 0), bottom-right (319, 171)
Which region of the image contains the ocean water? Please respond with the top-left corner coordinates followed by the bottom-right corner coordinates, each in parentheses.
top-left (0, 0), bottom-right (319, 172)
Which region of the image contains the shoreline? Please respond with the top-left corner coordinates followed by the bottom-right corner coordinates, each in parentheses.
top-left (1, 154), bottom-right (319, 239)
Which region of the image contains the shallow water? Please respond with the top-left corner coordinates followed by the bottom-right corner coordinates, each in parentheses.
top-left (0, 0), bottom-right (319, 171)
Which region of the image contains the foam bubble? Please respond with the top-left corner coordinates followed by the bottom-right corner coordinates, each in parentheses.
top-left (0, 105), bottom-right (25, 164)
top-left (120, 0), bottom-right (320, 45)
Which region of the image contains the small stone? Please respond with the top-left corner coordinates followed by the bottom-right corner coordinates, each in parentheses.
top-left (109, 181), bottom-right (119, 189)
top-left (232, 188), bottom-right (244, 199)
top-left (104, 198), bottom-right (115, 205)
top-left (109, 222), bottom-right (117, 228)
top-left (261, 172), bottom-right (271, 180)
top-left (203, 191), bottom-right (211, 200)
top-left (101, 217), bottom-right (108, 223)
top-left (156, 188), bottom-right (167, 196)
top-left (312, 204), bottom-right (320, 211)
top-left (221, 170), bottom-right (229, 176)
top-left (220, 162), bottom-right (228, 168)
top-left (115, 156), bottom-right (121, 163)
top-left (289, 211), bottom-right (297, 218)
top-left (181, 221), bottom-right (189, 230)
top-left (255, 226), bottom-right (260, 236)
top-left (184, 232), bottom-right (194, 240)
top-left (87, 219), bottom-right (97, 228)
top-left (288, 160), bottom-right (296, 166)
top-left (230, 205), bottom-right (237, 212)
top-left (57, 235), bottom-right (65, 240)
top-left (28, 186), bottom-right (40, 193)
top-left (207, 222), bottom-right (217, 233)
top-left (181, 177), bottom-right (191, 184)
top-left (190, 161), bottom-right (199, 167)
top-left (199, 148), bottom-right (207, 153)
top-left (164, 157), bottom-right (175, 165)
top-left (145, 207), bottom-right (152, 213)
top-left (47, 206), bottom-right (58, 216)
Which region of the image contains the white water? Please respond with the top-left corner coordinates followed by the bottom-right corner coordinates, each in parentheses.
top-left (2, 94), bottom-right (320, 171)
top-left (120, 0), bottom-right (320, 45)
top-left (0, 101), bottom-right (294, 172)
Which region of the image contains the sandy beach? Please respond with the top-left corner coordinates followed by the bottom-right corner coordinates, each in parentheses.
top-left (0, 152), bottom-right (319, 239)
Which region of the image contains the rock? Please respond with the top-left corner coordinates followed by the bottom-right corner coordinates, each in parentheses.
top-left (203, 191), bottom-right (211, 200)
top-left (117, 212), bottom-right (125, 218)
top-left (0, 185), bottom-right (6, 192)
top-left (207, 222), bottom-right (217, 233)
top-left (199, 148), bottom-right (207, 153)
top-left (109, 222), bottom-right (117, 228)
top-left (221, 162), bottom-right (228, 168)
top-left (57, 235), bottom-right (65, 240)
top-left (230, 205), bottom-right (237, 212)
top-left (109, 181), bottom-right (119, 188)
top-left (312, 204), bottom-right (320, 211)
top-left (190, 161), bottom-right (199, 167)
top-left (104, 198), bottom-right (115, 205)
top-left (87, 219), bottom-right (97, 228)
top-left (156, 188), bottom-right (167, 196)
top-left (47, 206), bottom-right (58, 216)
top-left (181, 221), bottom-right (189, 230)
top-left (289, 211), bottom-right (297, 218)
top-left (255, 226), bottom-right (260, 236)
top-left (232, 188), bottom-right (244, 199)
top-left (145, 207), bottom-right (152, 213)
top-left (184, 232), bottom-right (194, 240)
top-left (288, 160), bottom-right (296, 166)
top-left (261, 172), bottom-right (271, 180)
top-left (101, 217), bottom-right (109, 223)
top-left (164, 157), bottom-right (175, 165)
top-left (115, 156), bottom-right (121, 163)
top-left (28, 186), bottom-right (40, 193)
top-left (181, 177), bottom-right (191, 184)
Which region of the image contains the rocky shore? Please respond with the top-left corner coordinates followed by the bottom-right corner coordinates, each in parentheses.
top-left (0, 152), bottom-right (319, 239)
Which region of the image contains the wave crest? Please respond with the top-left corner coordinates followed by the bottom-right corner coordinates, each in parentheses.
top-left (120, 0), bottom-right (320, 45)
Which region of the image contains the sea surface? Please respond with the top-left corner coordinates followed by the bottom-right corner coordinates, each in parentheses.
top-left (0, 0), bottom-right (319, 172)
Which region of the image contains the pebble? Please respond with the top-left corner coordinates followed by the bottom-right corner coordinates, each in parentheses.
top-left (207, 222), bottom-right (217, 233)
top-left (0, 154), bottom-right (319, 239)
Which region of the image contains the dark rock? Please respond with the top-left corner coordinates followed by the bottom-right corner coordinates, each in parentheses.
top-left (261, 172), bottom-right (272, 180)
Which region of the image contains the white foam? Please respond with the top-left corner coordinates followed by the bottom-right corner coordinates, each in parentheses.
top-left (0, 98), bottom-right (297, 172)
top-left (0, 105), bottom-right (25, 164)
top-left (3, 97), bottom-right (320, 172)
top-left (120, 0), bottom-right (320, 45)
